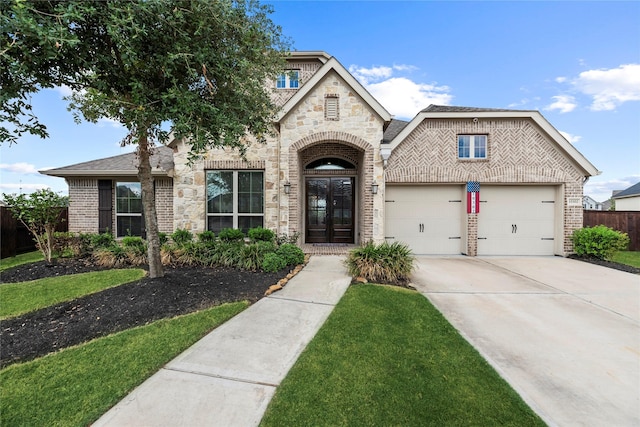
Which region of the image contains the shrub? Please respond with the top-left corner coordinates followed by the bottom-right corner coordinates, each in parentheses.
top-left (52, 232), bottom-right (89, 257)
top-left (197, 230), bottom-right (216, 244)
top-left (218, 228), bottom-right (245, 242)
top-left (121, 236), bottom-right (146, 253)
top-left (215, 241), bottom-right (244, 266)
top-left (346, 241), bottom-right (415, 285)
top-left (277, 243), bottom-right (305, 266)
top-left (262, 253), bottom-right (287, 273)
top-left (171, 229), bottom-right (193, 247)
top-left (90, 231), bottom-right (116, 250)
top-left (248, 227), bottom-right (275, 242)
top-left (93, 246), bottom-right (128, 268)
top-left (158, 232), bottom-right (169, 246)
top-left (572, 225), bottom-right (629, 260)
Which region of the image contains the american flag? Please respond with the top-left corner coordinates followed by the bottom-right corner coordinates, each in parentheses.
top-left (467, 181), bottom-right (480, 214)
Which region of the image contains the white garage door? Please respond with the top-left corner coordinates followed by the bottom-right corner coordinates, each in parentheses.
top-left (385, 185), bottom-right (463, 254)
top-left (477, 186), bottom-right (556, 255)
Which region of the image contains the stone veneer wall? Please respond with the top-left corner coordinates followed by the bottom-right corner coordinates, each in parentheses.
top-left (385, 117), bottom-right (585, 254)
top-left (172, 71), bottom-right (386, 243)
top-left (67, 177), bottom-right (174, 235)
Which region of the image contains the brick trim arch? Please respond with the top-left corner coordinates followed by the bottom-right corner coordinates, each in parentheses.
top-left (288, 132), bottom-right (376, 243)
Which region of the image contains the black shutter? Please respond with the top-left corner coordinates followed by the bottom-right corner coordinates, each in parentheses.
top-left (98, 180), bottom-right (113, 233)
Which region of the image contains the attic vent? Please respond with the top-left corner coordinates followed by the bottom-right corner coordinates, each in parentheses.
top-left (325, 94), bottom-right (339, 120)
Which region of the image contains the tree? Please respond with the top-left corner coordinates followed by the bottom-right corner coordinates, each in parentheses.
top-left (2, 0), bottom-right (291, 277)
top-left (3, 188), bottom-right (68, 264)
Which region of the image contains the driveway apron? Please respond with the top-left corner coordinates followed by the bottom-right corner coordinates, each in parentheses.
top-left (410, 256), bottom-right (640, 427)
top-left (93, 255), bottom-right (351, 427)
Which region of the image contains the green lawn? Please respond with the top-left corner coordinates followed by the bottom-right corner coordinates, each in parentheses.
top-left (1, 301), bottom-right (248, 427)
top-left (0, 251), bottom-right (44, 271)
top-left (611, 251), bottom-right (640, 268)
top-left (0, 269), bottom-right (146, 319)
top-left (261, 284), bottom-right (545, 427)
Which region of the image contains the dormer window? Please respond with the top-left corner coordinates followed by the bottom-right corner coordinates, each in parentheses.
top-left (276, 70), bottom-right (299, 89)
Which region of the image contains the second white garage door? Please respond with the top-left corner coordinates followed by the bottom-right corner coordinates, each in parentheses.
top-left (385, 185), bottom-right (463, 254)
top-left (477, 186), bottom-right (557, 256)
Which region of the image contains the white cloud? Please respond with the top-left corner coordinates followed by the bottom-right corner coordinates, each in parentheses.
top-left (573, 64), bottom-right (640, 111)
top-left (555, 77), bottom-right (567, 83)
top-left (98, 117), bottom-right (124, 128)
top-left (0, 182), bottom-right (50, 195)
top-left (545, 95), bottom-right (577, 113)
top-left (559, 131), bottom-right (581, 144)
top-left (349, 64), bottom-right (452, 119)
top-left (0, 162), bottom-right (39, 174)
top-left (584, 175), bottom-right (640, 202)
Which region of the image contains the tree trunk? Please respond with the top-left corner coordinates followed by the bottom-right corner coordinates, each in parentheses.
top-left (137, 134), bottom-right (164, 278)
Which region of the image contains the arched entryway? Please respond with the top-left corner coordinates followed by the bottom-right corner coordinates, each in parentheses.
top-left (305, 158), bottom-right (356, 243)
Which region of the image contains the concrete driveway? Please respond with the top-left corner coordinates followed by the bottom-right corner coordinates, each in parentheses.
top-left (410, 256), bottom-right (639, 427)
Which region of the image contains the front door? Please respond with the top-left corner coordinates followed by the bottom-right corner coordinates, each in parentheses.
top-left (306, 177), bottom-right (354, 243)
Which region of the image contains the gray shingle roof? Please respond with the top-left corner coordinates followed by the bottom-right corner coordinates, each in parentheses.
top-left (383, 119), bottom-right (410, 143)
top-left (613, 182), bottom-right (640, 198)
top-left (421, 104), bottom-right (537, 113)
top-left (40, 146), bottom-right (174, 177)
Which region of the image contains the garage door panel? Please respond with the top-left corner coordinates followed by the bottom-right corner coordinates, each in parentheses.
top-left (478, 186), bottom-right (556, 256)
top-left (386, 186), bottom-right (462, 255)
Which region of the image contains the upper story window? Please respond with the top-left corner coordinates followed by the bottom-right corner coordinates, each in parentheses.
top-left (276, 70), bottom-right (299, 89)
top-left (458, 135), bottom-right (487, 159)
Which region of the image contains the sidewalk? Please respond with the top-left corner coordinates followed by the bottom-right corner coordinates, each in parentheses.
top-left (93, 255), bottom-right (351, 427)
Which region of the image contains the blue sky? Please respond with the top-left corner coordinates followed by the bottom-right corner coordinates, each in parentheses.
top-left (1, 1), bottom-right (638, 203)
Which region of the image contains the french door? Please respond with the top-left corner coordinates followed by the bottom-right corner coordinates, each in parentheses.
top-left (306, 177), bottom-right (354, 243)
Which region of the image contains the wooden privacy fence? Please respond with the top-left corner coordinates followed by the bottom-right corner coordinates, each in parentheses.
top-left (1, 207), bottom-right (69, 259)
top-left (583, 210), bottom-right (640, 251)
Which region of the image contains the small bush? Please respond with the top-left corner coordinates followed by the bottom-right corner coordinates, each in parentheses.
top-left (346, 241), bottom-right (415, 285)
top-left (197, 230), bottom-right (216, 244)
top-left (571, 225), bottom-right (629, 260)
top-left (121, 236), bottom-right (146, 253)
top-left (248, 227), bottom-right (275, 242)
top-left (93, 246), bottom-right (128, 268)
top-left (52, 232), bottom-right (89, 257)
top-left (277, 243), bottom-right (305, 266)
top-left (262, 253), bottom-right (287, 273)
top-left (171, 229), bottom-right (193, 247)
top-left (158, 232), bottom-right (169, 246)
top-left (90, 231), bottom-right (116, 250)
top-left (218, 228), bottom-right (245, 242)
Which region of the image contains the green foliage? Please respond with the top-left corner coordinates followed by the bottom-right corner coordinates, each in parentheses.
top-left (121, 236), bottom-right (146, 253)
top-left (197, 230), bottom-right (216, 244)
top-left (52, 232), bottom-right (89, 258)
top-left (89, 231), bottom-right (116, 250)
top-left (572, 225), bottom-right (630, 260)
top-left (158, 232), bottom-right (169, 246)
top-left (171, 229), bottom-right (193, 247)
top-left (2, 189), bottom-right (68, 263)
top-left (218, 228), bottom-right (245, 242)
top-left (276, 243), bottom-right (305, 266)
top-left (248, 227), bottom-right (275, 242)
top-left (262, 253), bottom-right (287, 273)
top-left (346, 241), bottom-right (415, 285)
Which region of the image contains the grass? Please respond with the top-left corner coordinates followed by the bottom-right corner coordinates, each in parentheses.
top-left (0, 269), bottom-right (146, 319)
top-left (0, 301), bottom-right (248, 427)
top-left (261, 284), bottom-right (545, 427)
top-left (0, 251), bottom-right (44, 271)
top-left (611, 251), bottom-right (640, 268)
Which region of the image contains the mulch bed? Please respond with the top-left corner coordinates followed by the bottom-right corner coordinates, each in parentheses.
top-left (567, 254), bottom-right (640, 274)
top-left (0, 258), bottom-right (291, 368)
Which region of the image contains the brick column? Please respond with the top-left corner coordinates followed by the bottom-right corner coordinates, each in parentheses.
top-left (467, 213), bottom-right (478, 256)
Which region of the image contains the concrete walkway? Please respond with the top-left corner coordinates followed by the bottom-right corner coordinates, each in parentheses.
top-left (410, 256), bottom-right (640, 427)
top-left (94, 255), bottom-right (351, 427)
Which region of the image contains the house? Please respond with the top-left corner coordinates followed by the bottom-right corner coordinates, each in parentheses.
top-left (41, 51), bottom-right (600, 256)
top-left (583, 195), bottom-right (602, 210)
top-left (612, 182), bottom-right (640, 211)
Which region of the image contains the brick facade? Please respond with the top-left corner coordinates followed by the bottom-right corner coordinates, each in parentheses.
top-left (385, 117), bottom-right (586, 255)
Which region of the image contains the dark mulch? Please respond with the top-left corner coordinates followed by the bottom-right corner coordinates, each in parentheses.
top-left (567, 254), bottom-right (640, 274)
top-left (0, 258), bottom-right (290, 368)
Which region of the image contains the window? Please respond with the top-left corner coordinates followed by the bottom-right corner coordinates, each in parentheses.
top-left (276, 70), bottom-right (299, 89)
top-left (458, 135), bottom-right (487, 159)
top-left (116, 182), bottom-right (143, 237)
top-left (206, 171), bottom-right (264, 233)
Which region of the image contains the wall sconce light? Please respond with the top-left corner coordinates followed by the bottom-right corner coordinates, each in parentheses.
top-left (283, 181), bottom-right (291, 194)
top-left (371, 181), bottom-right (379, 194)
